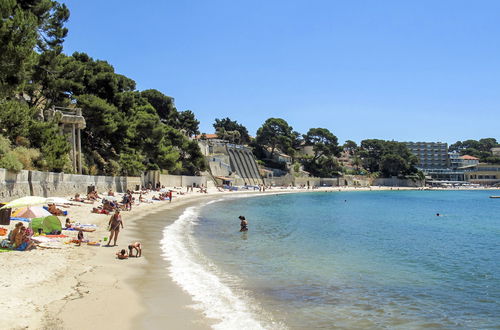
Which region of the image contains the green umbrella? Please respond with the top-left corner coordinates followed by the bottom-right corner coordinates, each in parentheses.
top-left (0, 196), bottom-right (47, 209)
top-left (30, 216), bottom-right (62, 234)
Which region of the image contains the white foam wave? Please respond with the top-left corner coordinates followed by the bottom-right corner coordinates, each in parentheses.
top-left (161, 206), bottom-right (282, 330)
top-left (205, 198), bottom-right (225, 205)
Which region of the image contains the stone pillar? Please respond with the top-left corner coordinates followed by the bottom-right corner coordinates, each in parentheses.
top-left (77, 128), bottom-right (82, 174)
top-left (72, 124), bottom-right (77, 173)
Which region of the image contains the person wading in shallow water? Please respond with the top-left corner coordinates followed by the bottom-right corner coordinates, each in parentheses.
top-left (239, 215), bottom-right (248, 232)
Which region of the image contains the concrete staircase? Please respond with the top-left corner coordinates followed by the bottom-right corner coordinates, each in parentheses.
top-left (227, 146), bottom-right (262, 185)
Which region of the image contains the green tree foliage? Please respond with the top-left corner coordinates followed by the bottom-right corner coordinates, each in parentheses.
top-left (213, 117), bottom-right (251, 144)
top-left (311, 156), bottom-right (342, 178)
top-left (449, 138), bottom-right (499, 162)
top-left (358, 139), bottom-right (417, 177)
top-left (301, 128), bottom-right (342, 177)
top-left (141, 89), bottom-right (177, 124)
top-left (343, 140), bottom-right (358, 155)
top-left (0, 134), bottom-right (41, 172)
top-left (0, 1), bottom-right (221, 177)
top-left (118, 149), bottom-right (146, 176)
top-left (0, 0), bottom-right (37, 96)
top-left (303, 128), bottom-right (342, 161)
top-left (0, 100), bottom-right (33, 141)
top-left (256, 118), bottom-right (295, 159)
top-left (177, 110), bottom-right (200, 137)
top-left (25, 0), bottom-right (69, 109)
top-left (29, 119), bottom-right (72, 171)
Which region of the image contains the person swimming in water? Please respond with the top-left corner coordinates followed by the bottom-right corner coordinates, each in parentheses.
top-left (239, 215), bottom-right (248, 232)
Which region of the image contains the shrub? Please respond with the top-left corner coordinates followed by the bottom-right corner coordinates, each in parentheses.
top-left (0, 152), bottom-right (23, 172)
top-left (12, 147), bottom-right (41, 170)
top-left (0, 135), bottom-right (11, 154)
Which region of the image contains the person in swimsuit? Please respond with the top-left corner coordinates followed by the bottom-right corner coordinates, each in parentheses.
top-left (116, 249), bottom-right (128, 259)
top-left (107, 210), bottom-right (123, 246)
top-left (239, 216), bottom-right (248, 232)
top-left (128, 242), bottom-right (142, 257)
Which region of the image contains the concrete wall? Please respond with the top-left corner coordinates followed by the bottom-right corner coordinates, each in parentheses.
top-left (373, 177), bottom-right (424, 187)
top-left (263, 175), bottom-right (373, 187)
top-left (0, 168), bottom-right (141, 202)
top-left (0, 168), bottom-right (31, 201)
top-left (158, 174), bottom-right (207, 188)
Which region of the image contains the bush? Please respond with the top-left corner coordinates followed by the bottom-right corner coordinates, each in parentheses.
top-left (12, 147), bottom-right (41, 170)
top-left (0, 135), bottom-right (11, 154)
top-left (0, 152), bottom-right (23, 172)
top-left (106, 159), bottom-right (122, 176)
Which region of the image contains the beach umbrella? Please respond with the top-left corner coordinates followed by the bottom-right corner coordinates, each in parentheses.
top-left (46, 197), bottom-right (71, 205)
top-left (12, 206), bottom-right (52, 218)
top-left (0, 196), bottom-right (47, 209)
top-left (30, 215), bottom-right (62, 234)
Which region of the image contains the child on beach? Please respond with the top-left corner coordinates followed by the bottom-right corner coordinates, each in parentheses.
top-left (76, 229), bottom-right (84, 246)
top-left (116, 249), bottom-right (128, 259)
top-left (128, 242), bottom-right (142, 257)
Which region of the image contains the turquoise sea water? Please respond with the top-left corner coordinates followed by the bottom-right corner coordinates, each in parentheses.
top-left (163, 190), bottom-right (500, 329)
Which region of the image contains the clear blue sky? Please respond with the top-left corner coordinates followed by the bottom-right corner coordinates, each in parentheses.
top-left (61, 0), bottom-right (500, 144)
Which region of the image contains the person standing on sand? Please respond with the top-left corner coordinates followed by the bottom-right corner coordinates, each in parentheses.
top-left (239, 216), bottom-right (248, 232)
top-left (107, 210), bottom-right (123, 246)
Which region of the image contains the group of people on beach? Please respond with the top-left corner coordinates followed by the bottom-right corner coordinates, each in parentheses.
top-left (106, 209), bottom-right (143, 260)
top-left (2, 222), bottom-right (35, 251)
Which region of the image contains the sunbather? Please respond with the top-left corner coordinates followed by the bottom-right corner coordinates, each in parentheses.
top-left (91, 207), bottom-right (109, 215)
top-left (72, 193), bottom-right (83, 202)
top-left (48, 203), bottom-right (64, 216)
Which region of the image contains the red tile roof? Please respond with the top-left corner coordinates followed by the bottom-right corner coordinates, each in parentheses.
top-left (195, 134), bottom-right (218, 139)
top-left (460, 155), bottom-right (479, 160)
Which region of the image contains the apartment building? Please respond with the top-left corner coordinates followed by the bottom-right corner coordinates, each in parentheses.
top-left (465, 164), bottom-right (500, 186)
top-left (405, 142), bottom-right (449, 169)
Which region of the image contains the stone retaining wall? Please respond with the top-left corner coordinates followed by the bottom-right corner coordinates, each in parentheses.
top-left (158, 174), bottom-right (207, 188)
top-left (0, 168), bottom-right (141, 202)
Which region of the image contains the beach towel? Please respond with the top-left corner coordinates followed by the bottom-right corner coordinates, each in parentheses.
top-left (31, 236), bottom-right (56, 243)
top-left (10, 217), bottom-right (30, 223)
top-left (38, 242), bottom-right (63, 249)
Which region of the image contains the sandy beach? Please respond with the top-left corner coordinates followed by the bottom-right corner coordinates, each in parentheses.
top-left (0, 185), bottom-right (494, 330)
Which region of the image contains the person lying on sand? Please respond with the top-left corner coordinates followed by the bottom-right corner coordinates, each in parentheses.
top-left (72, 193), bottom-right (83, 202)
top-left (128, 242), bottom-right (142, 257)
top-left (116, 249), bottom-right (128, 259)
top-left (92, 207), bottom-right (109, 215)
top-left (48, 203), bottom-right (64, 216)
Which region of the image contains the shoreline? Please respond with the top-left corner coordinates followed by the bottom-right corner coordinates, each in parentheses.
top-left (1, 186), bottom-right (499, 329)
